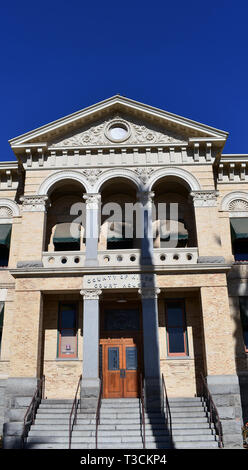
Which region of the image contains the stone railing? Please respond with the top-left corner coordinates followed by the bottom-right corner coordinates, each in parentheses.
top-left (42, 251), bottom-right (86, 268)
top-left (42, 247), bottom-right (198, 268)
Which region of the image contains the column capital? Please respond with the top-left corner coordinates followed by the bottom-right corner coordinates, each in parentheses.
top-left (83, 193), bottom-right (101, 209)
top-left (80, 289), bottom-right (102, 300)
top-left (136, 190), bottom-right (155, 206)
top-left (138, 287), bottom-right (161, 299)
top-left (20, 195), bottom-right (50, 212)
top-left (190, 190), bottom-right (219, 208)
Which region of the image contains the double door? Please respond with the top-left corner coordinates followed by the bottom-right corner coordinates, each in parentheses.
top-left (100, 337), bottom-right (142, 398)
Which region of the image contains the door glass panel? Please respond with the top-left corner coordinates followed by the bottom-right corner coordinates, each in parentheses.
top-left (126, 347), bottom-right (137, 370)
top-left (108, 347), bottom-right (119, 370)
top-left (99, 345), bottom-right (102, 377)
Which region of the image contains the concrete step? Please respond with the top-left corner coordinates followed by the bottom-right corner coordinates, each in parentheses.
top-left (25, 442), bottom-right (145, 449)
top-left (36, 409), bottom-right (206, 419)
top-left (27, 435), bottom-right (171, 444)
top-left (34, 416), bottom-right (209, 426)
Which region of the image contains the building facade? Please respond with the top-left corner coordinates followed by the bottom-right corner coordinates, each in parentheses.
top-left (0, 95), bottom-right (248, 448)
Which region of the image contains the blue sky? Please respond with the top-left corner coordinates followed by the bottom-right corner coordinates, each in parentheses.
top-left (1, 0), bottom-right (248, 161)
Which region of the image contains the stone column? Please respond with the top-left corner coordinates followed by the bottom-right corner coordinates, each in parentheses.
top-left (139, 285), bottom-right (162, 410)
top-left (137, 191), bottom-right (154, 265)
top-left (83, 193), bottom-right (101, 266)
top-left (80, 288), bottom-right (102, 411)
top-left (200, 285), bottom-right (243, 448)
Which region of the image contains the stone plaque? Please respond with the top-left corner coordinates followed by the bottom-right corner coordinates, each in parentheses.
top-left (83, 273), bottom-right (156, 289)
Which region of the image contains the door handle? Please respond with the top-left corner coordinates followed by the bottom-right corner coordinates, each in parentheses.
top-left (120, 369), bottom-right (126, 378)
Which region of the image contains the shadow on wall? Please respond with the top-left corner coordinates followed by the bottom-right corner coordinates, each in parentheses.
top-left (140, 199), bottom-right (174, 449)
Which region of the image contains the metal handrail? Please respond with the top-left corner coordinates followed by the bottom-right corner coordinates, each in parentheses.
top-left (95, 376), bottom-right (103, 449)
top-left (69, 374), bottom-right (82, 449)
top-left (140, 373), bottom-right (146, 448)
top-left (22, 375), bottom-right (45, 448)
top-left (162, 374), bottom-right (172, 447)
top-left (200, 373), bottom-right (224, 448)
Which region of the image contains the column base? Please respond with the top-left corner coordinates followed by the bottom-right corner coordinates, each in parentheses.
top-left (207, 375), bottom-right (243, 448)
top-left (144, 377), bottom-right (162, 411)
top-left (3, 377), bottom-right (39, 449)
top-left (80, 378), bottom-right (100, 412)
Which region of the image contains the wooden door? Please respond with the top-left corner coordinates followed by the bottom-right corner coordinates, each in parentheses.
top-left (100, 337), bottom-right (141, 398)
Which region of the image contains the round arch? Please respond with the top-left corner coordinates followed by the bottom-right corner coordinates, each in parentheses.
top-left (220, 191), bottom-right (248, 212)
top-left (37, 170), bottom-right (90, 196)
top-left (148, 167), bottom-right (202, 192)
top-left (94, 168), bottom-right (141, 193)
top-left (0, 198), bottom-right (20, 218)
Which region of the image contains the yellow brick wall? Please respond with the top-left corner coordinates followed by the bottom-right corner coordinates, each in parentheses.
top-left (42, 294), bottom-right (83, 399)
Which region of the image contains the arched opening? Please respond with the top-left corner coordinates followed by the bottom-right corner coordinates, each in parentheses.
top-left (44, 179), bottom-right (86, 252)
top-left (151, 176), bottom-right (197, 249)
top-left (99, 177), bottom-right (140, 251)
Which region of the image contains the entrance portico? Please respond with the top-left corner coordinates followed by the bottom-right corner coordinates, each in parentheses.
top-left (80, 274), bottom-right (162, 410)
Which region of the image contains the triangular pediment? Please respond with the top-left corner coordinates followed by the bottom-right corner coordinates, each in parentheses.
top-left (49, 113), bottom-right (187, 148)
top-left (9, 95), bottom-right (229, 151)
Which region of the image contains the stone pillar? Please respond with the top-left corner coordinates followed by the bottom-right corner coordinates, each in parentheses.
top-left (18, 195), bottom-right (49, 264)
top-left (137, 191), bottom-right (154, 265)
top-left (3, 289), bottom-right (43, 448)
top-left (191, 190), bottom-right (225, 262)
top-left (80, 288), bottom-right (102, 411)
top-left (139, 285), bottom-right (162, 410)
top-left (200, 285), bottom-right (243, 448)
top-left (83, 193), bottom-right (101, 266)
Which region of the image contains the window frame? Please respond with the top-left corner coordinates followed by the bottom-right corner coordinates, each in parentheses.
top-left (165, 299), bottom-right (188, 357)
top-left (57, 302), bottom-right (78, 359)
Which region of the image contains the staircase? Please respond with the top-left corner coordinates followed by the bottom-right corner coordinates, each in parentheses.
top-left (25, 397), bottom-right (219, 449)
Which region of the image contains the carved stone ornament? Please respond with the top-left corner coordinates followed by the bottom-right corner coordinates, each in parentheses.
top-left (134, 167), bottom-right (155, 185)
top-left (80, 289), bottom-right (102, 300)
top-left (50, 115), bottom-right (186, 148)
top-left (20, 195), bottom-right (50, 212)
top-left (228, 199), bottom-right (248, 211)
top-left (0, 206), bottom-right (13, 218)
top-left (190, 190), bottom-right (219, 207)
top-left (82, 169), bottom-right (103, 186)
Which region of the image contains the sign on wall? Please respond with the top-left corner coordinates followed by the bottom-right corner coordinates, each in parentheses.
top-left (83, 273), bottom-right (157, 289)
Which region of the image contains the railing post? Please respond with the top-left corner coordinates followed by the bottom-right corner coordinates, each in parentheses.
top-left (69, 375), bottom-right (82, 449)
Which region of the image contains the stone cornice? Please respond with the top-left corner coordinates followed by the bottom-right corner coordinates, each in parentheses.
top-left (9, 263), bottom-right (232, 278)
